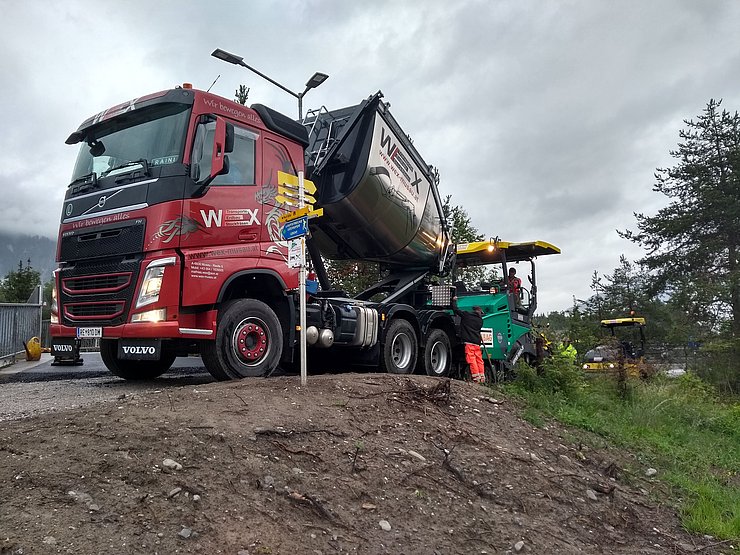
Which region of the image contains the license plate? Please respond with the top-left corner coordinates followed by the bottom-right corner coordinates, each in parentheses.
top-left (77, 327), bottom-right (102, 339)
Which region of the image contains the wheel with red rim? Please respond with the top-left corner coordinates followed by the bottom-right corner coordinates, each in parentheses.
top-left (233, 318), bottom-right (270, 365)
top-left (202, 299), bottom-right (283, 380)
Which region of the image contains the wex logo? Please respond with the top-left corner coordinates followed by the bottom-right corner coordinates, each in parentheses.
top-left (380, 127), bottom-right (422, 194)
top-left (200, 209), bottom-right (260, 228)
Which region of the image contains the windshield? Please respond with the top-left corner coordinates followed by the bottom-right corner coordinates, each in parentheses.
top-left (70, 102), bottom-right (191, 183)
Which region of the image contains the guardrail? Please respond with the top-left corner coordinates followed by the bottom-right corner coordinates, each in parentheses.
top-left (0, 303), bottom-right (43, 366)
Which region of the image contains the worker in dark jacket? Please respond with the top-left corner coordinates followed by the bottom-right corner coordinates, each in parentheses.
top-left (451, 296), bottom-right (485, 383)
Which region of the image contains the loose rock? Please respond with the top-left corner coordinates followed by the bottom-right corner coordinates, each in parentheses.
top-left (163, 458), bottom-right (183, 471)
top-left (514, 540), bottom-right (525, 551)
top-left (586, 489), bottom-right (598, 501)
top-left (645, 467), bottom-right (658, 477)
top-left (178, 527), bottom-right (192, 539)
top-left (379, 519), bottom-right (392, 531)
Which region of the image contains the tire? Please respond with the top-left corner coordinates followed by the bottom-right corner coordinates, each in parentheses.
top-left (202, 299), bottom-right (283, 380)
top-left (100, 339), bottom-right (176, 380)
top-left (422, 329), bottom-right (452, 377)
top-left (381, 319), bottom-right (418, 374)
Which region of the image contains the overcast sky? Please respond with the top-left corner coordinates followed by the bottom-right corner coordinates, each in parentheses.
top-left (2, 0), bottom-right (739, 313)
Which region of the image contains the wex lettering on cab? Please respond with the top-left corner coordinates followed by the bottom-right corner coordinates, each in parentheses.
top-left (199, 208), bottom-right (260, 228)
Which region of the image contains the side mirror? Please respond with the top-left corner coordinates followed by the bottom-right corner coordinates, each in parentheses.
top-left (225, 122), bottom-right (235, 153)
top-left (209, 117), bottom-right (235, 179)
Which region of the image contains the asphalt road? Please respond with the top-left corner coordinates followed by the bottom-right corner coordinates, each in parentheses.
top-left (0, 353), bottom-right (216, 422)
top-left (0, 352), bottom-right (213, 384)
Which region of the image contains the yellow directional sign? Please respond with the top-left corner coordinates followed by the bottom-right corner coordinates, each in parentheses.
top-left (277, 186), bottom-right (317, 205)
top-left (278, 206), bottom-right (310, 223)
top-left (277, 170), bottom-right (317, 195)
top-left (275, 194), bottom-right (299, 207)
top-left (307, 208), bottom-right (324, 219)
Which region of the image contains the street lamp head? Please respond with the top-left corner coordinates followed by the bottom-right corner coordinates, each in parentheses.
top-left (305, 72), bottom-right (329, 91)
top-left (211, 48), bottom-right (245, 66)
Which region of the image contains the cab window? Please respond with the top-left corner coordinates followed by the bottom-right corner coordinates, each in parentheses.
top-left (192, 119), bottom-right (258, 185)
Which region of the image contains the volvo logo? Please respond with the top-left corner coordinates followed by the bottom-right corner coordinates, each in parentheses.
top-left (54, 344), bottom-right (73, 352)
top-left (98, 196), bottom-right (107, 208)
top-left (65, 204), bottom-right (73, 217)
top-left (122, 346), bottom-right (157, 355)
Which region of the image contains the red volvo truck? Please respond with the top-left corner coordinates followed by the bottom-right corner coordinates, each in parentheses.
top-left (49, 86), bottom-right (466, 379)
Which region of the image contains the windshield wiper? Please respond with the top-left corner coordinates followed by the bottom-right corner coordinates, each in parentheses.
top-left (68, 172), bottom-right (98, 190)
top-left (103, 159), bottom-right (151, 180)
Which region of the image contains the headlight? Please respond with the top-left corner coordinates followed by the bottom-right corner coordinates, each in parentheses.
top-left (608, 363), bottom-right (615, 369)
top-left (132, 308), bottom-right (167, 323)
top-left (136, 257), bottom-right (176, 308)
top-left (50, 271), bottom-right (59, 323)
top-left (582, 364), bottom-right (589, 370)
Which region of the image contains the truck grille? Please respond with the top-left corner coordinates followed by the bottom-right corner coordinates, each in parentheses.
top-left (60, 219), bottom-right (145, 261)
top-left (64, 301), bottom-right (125, 320)
top-left (62, 273), bottom-right (132, 294)
top-left (58, 256), bottom-right (142, 327)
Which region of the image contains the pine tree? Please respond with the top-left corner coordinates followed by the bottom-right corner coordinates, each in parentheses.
top-left (621, 99), bottom-right (740, 336)
top-left (234, 85), bottom-right (250, 106)
top-left (0, 259), bottom-right (41, 303)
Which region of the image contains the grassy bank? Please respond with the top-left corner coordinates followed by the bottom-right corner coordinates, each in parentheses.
top-left (501, 360), bottom-right (740, 542)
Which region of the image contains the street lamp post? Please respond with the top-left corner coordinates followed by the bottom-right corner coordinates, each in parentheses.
top-left (211, 48), bottom-right (328, 120)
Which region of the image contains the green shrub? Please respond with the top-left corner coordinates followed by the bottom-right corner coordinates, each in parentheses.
top-left (690, 339), bottom-right (740, 395)
top-left (512, 354), bottom-right (584, 398)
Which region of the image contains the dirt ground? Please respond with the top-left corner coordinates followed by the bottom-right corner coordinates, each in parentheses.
top-left (0, 374), bottom-right (730, 554)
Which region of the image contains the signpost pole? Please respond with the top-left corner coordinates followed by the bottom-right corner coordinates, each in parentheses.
top-left (298, 171), bottom-right (308, 386)
top-left (276, 169), bottom-right (320, 388)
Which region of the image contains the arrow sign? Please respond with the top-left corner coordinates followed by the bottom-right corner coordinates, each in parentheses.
top-left (277, 170), bottom-right (317, 195)
top-left (277, 186), bottom-right (317, 205)
top-left (275, 194), bottom-right (299, 207)
top-left (278, 206), bottom-right (309, 224)
top-left (280, 216), bottom-right (309, 240)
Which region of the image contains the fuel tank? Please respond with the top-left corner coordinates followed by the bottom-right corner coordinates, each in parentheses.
top-left (304, 93), bottom-right (450, 272)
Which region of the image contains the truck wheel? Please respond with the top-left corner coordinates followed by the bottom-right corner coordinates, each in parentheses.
top-left (381, 319), bottom-right (418, 374)
top-left (100, 339), bottom-right (176, 380)
top-left (422, 329), bottom-right (451, 377)
top-left (202, 299), bottom-right (283, 380)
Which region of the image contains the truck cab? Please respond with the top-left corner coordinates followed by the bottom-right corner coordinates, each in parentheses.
top-left (51, 86), bottom-right (306, 378)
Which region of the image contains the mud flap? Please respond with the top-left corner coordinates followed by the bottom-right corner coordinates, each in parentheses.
top-left (117, 339), bottom-right (162, 360)
top-left (50, 337), bottom-right (84, 366)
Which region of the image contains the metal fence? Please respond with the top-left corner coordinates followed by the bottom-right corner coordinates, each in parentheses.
top-left (0, 303), bottom-right (43, 365)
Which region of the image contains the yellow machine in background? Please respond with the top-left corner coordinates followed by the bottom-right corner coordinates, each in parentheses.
top-left (582, 317), bottom-right (646, 376)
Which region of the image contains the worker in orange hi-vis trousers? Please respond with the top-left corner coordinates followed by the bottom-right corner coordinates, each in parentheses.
top-left (451, 296), bottom-right (486, 383)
